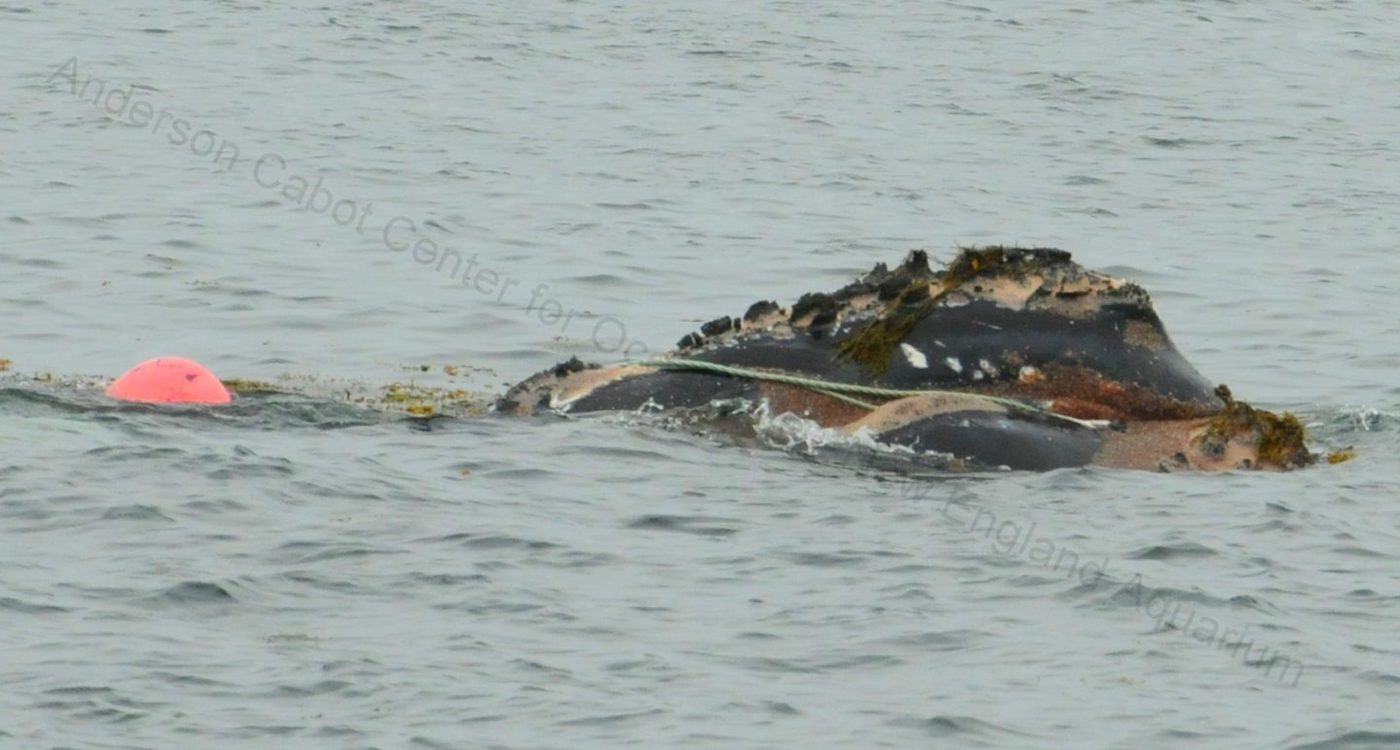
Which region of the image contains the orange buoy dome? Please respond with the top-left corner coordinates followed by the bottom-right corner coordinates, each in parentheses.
top-left (105, 356), bottom-right (232, 404)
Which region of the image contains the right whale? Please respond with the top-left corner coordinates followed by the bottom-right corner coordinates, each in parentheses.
top-left (497, 247), bottom-right (1316, 472)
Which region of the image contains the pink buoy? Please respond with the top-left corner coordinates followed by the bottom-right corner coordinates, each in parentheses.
top-left (106, 356), bottom-right (232, 404)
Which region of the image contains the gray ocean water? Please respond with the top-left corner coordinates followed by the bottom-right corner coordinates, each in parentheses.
top-left (4, 2), bottom-right (1400, 748)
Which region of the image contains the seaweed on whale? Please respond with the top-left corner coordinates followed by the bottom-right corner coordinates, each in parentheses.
top-left (497, 247), bottom-right (1316, 472)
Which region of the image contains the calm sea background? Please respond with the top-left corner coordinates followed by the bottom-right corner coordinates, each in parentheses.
top-left (4, 2), bottom-right (1400, 748)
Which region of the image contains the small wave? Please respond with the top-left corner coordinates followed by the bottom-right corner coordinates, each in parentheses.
top-left (627, 514), bottom-right (740, 537)
top-left (408, 572), bottom-right (489, 586)
top-left (1126, 542), bottom-right (1219, 560)
top-left (33, 685), bottom-right (150, 724)
top-left (275, 542), bottom-right (405, 564)
top-left (1143, 136), bottom-right (1206, 148)
top-left (1331, 407), bottom-right (1394, 432)
top-left (785, 550), bottom-right (868, 567)
top-left (1287, 730), bottom-right (1400, 750)
top-left (1063, 574), bottom-right (1245, 612)
top-left (271, 680), bottom-right (353, 697)
top-left (100, 504), bottom-right (176, 522)
top-left (147, 581), bottom-right (236, 605)
top-left (555, 708), bottom-right (667, 727)
top-left (725, 652), bottom-right (903, 674)
top-left (892, 714), bottom-right (1038, 743)
top-left (149, 671), bottom-right (229, 687)
top-left (873, 628), bottom-right (988, 651)
top-left (423, 532), bottom-right (562, 551)
top-left (0, 596), bottom-right (69, 614)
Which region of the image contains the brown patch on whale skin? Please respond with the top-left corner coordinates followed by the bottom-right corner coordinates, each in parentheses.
top-left (971, 363), bottom-right (1223, 421)
top-left (756, 383), bottom-right (873, 427)
top-left (841, 393), bottom-right (1012, 436)
top-left (1094, 420), bottom-right (1211, 471)
top-left (1092, 419), bottom-right (1272, 472)
top-left (1123, 319), bottom-right (1168, 351)
top-left (1047, 397), bottom-right (1125, 422)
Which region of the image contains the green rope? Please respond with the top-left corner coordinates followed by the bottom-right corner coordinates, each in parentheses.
top-left (632, 356), bottom-right (874, 409)
top-left (631, 357), bottom-right (1099, 427)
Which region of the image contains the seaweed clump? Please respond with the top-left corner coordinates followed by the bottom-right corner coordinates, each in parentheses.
top-left (379, 382), bottom-right (482, 417)
top-left (1200, 385), bottom-right (1314, 469)
top-left (940, 246), bottom-right (1008, 289)
top-left (828, 250), bottom-right (939, 374)
top-left (941, 246), bottom-right (1073, 290)
top-left (833, 281), bottom-right (935, 375)
top-left (220, 378), bottom-right (280, 394)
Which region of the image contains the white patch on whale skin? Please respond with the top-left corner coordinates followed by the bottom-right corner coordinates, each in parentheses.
top-left (549, 392), bottom-right (576, 412)
top-left (638, 398), bottom-right (665, 413)
top-left (900, 343), bottom-right (928, 369)
top-left (944, 357), bottom-right (963, 374)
